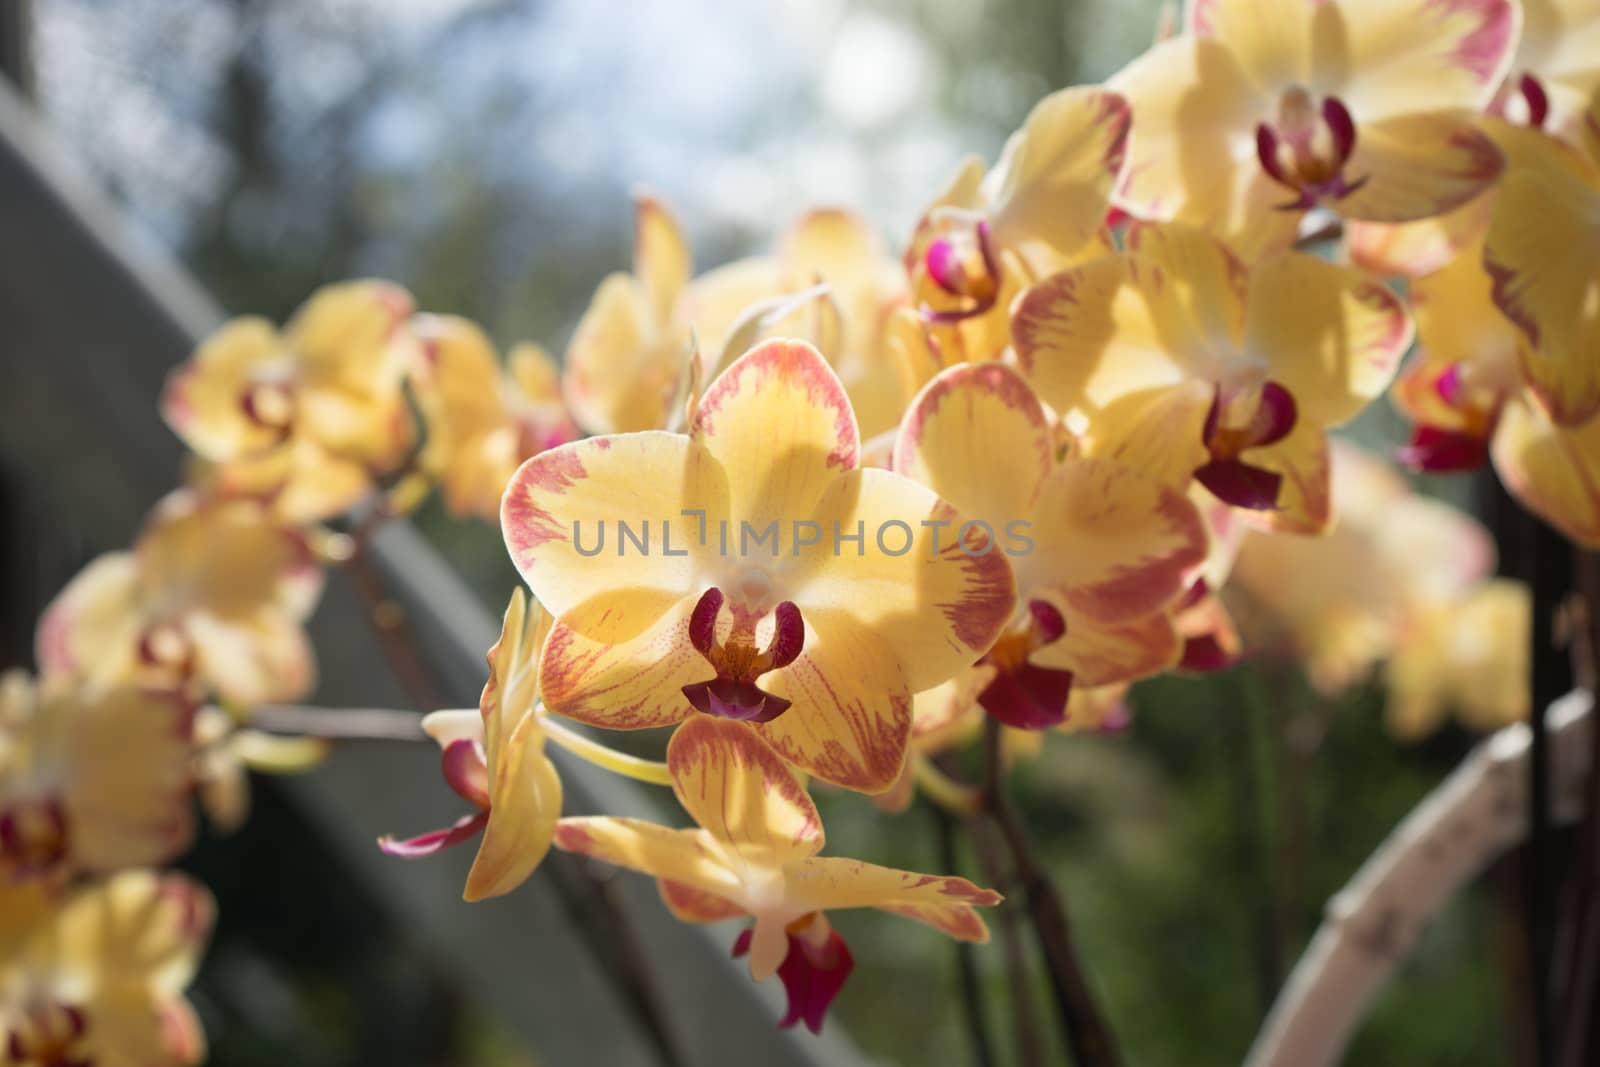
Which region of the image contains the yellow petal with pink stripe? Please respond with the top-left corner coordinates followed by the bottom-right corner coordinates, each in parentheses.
top-left (795, 467), bottom-right (1016, 693)
top-left (553, 817), bottom-right (743, 901)
top-left (667, 716), bottom-right (823, 869)
top-left (690, 339), bottom-right (860, 532)
top-left (537, 594), bottom-right (703, 730)
top-left (787, 855), bottom-right (999, 941)
top-left (893, 362), bottom-right (1054, 526)
top-left (503, 431), bottom-right (700, 617)
top-left (1336, 113), bottom-right (1504, 224)
top-left (758, 611), bottom-right (913, 794)
top-left (1484, 135), bottom-right (1600, 426)
top-left (982, 87), bottom-right (1131, 260)
top-left (1243, 252), bottom-right (1412, 426)
top-left (1028, 457), bottom-right (1209, 623)
top-left (1492, 395), bottom-right (1600, 547)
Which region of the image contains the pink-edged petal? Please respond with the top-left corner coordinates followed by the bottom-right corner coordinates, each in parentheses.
top-left (788, 854), bottom-right (1001, 935)
top-left (661, 879), bottom-right (747, 924)
top-left (378, 811), bottom-right (488, 858)
top-left (1491, 394), bottom-right (1600, 547)
top-left (1334, 0), bottom-right (1519, 117)
top-left (552, 817), bottom-right (743, 902)
top-left (538, 593), bottom-right (703, 730)
top-left (794, 467), bottom-right (1017, 693)
top-left (34, 552), bottom-right (142, 687)
top-left (690, 339), bottom-right (860, 531)
top-left (502, 432), bottom-right (700, 618)
top-left (1026, 457), bottom-right (1209, 623)
top-left (1243, 253), bottom-right (1412, 427)
top-left (981, 87), bottom-right (1132, 259)
top-left (1335, 114), bottom-right (1505, 224)
top-left (666, 716), bottom-right (824, 868)
top-left (1031, 607), bottom-right (1185, 687)
top-left (893, 362), bottom-right (1054, 528)
top-left (757, 612), bottom-right (913, 794)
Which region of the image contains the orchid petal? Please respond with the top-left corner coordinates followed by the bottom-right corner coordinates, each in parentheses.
top-left (667, 716), bottom-right (824, 869)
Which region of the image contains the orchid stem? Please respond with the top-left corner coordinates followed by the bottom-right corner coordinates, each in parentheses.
top-left (251, 704), bottom-right (428, 741)
top-left (542, 717), bottom-right (674, 786)
top-left (980, 717), bottom-right (1121, 1067)
top-left (249, 703), bottom-right (675, 787)
top-left (915, 757), bottom-right (985, 817)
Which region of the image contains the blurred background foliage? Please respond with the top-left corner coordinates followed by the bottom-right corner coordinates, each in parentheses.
top-left (10, 0), bottom-right (1525, 1062)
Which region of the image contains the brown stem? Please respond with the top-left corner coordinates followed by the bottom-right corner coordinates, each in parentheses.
top-left (970, 808), bottom-right (1047, 1066)
top-left (1559, 550), bottom-right (1600, 1067)
top-left (932, 801), bottom-right (1000, 1067)
top-left (342, 512), bottom-right (448, 712)
top-left (250, 703), bottom-right (428, 741)
top-left (980, 718), bottom-right (1121, 1067)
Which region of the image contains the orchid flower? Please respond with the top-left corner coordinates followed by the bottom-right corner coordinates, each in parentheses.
top-left (1111, 0), bottom-right (1515, 257)
top-left (902, 87), bottom-right (1129, 371)
top-left (0, 672), bottom-right (194, 882)
top-left (380, 589), bottom-right (562, 901)
top-left (893, 362), bottom-right (1209, 730)
top-left (1012, 222), bottom-right (1412, 532)
top-left (503, 338), bottom-right (1015, 793)
top-left (1, 871), bottom-right (213, 1067)
top-left (412, 314), bottom-right (578, 522)
top-left (1229, 442), bottom-right (1517, 724)
top-left (162, 281), bottom-right (419, 523)
top-left (35, 490), bottom-right (322, 707)
top-left (553, 715), bottom-right (1000, 1033)
top-left (1484, 87), bottom-right (1600, 427)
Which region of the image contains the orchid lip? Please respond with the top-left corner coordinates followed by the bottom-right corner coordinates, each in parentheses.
top-left (734, 918), bottom-right (855, 1034)
top-left (683, 588), bottom-right (805, 723)
top-left (1196, 381), bottom-right (1296, 509)
top-left (1194, 458), bottom-right (1283, 511)
top-left (1395, 425), bottom-right (1491, 473)
top-left (920, 220), bottom-right (1002, 325)
top-left (975, 599), bottom-right (1074, 730)
top-left (1256, 92), bottom-right (1367, 209)
top-left (0, 798), bottom-right (70, 879)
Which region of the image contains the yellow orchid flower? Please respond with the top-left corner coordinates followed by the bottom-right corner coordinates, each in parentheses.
top-left (1345, 0), bottom-right (1599, 276)
top-left (162, 280), bottom-right (420, 523)
top-left (902, 87), bottom-right (1129, 370)
top-left (412, 315), bottom-right (578, 522)
top-left (0, 672), bottom-right (194, 881)
top-left (381, 589), bottom-right (562, 901)
top-left (563, 194), bottom-right (702, 435)
top-left (2, 870), bottom-right (213, 1067)
top-left (1229, 443), bottom-right (1506, 707)
top-left (1501, 0), bottom-right (1600, 139)
top-left (893, 362), bottom-right (1209, 729)
top-left (553, 715), bottom-right (1000, 1033)
top-left (1012, 222), bottom-right (1412, 533)
top-left (35, 490), bottom-right (322, 707)
top-left (502, 338), bottom-right (1016, 793)
top-left (1384, 580), bottom-right (1530, 739)
top-left (1484, 88), bottom-right (1600, 427)
top-left (1110, 0), bottom-right (1515, 257)
top-left (1388, 212), bottom-right (1600, 546)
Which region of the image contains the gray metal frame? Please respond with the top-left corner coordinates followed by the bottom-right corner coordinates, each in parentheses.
top-left (0, 78), bottom-right (862, 1067)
